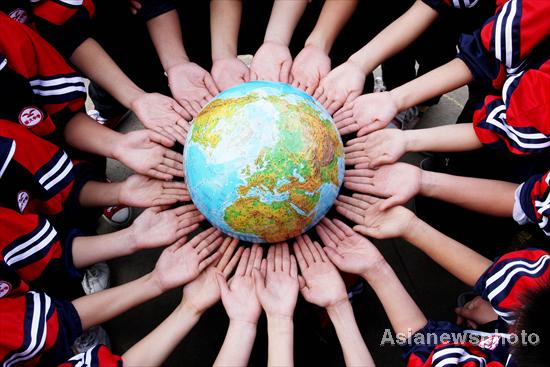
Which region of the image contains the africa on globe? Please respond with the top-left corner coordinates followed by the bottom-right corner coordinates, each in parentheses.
top-left (184, 81), bottom-right (344, 243)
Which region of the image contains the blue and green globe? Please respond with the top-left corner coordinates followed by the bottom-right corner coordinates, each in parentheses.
top-left (184, 81), bottom-right (344, 243)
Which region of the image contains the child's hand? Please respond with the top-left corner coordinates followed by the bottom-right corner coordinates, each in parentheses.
top-left (211, 57), bottom-right (250, 91)
top-left (131, 205), bottom-right (204, 250)
top-left (253, 243), bottom-right (299, 320)
top-left (335, 194), bottom-right (416, 239)
top-left (455, 296), bottom-right (498, 329)
top-left (345, 128), bottom-right (408, 168)
top-left (344, 163), bottom-right (422, 210)
top-left (313, 60), bottom-right (365, 115)
top-left (316, 218), bottom-right (385, 277)
top-left (334, 92), bottom-right (398, 135)
top-left (183, 237), bottom-right (243, 313)
top-left (216, 245), bottom-right (263, 324)
top-left (293, 235), bottom-right (348, 308)
top-left (114, 129), bottom-right (184, 181)
top-left (250, 41), bottom-right (293, 83)
top-left (119, 174), bottom-right (190, 207)
top-left (152, 228), bottom-right (224, 292)
top-left (290, 45), bottom-right (331, 95)
top-left (130, 92), bottom-right (191, 144)
top-left (166, 62), bottom-right (220, 117)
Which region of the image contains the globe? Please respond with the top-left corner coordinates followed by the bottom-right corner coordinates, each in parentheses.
top-left (184, 81), bottom-right (344, 243)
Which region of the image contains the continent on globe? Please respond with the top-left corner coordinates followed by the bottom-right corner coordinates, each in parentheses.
top-left (184, 81), bottom-right (344, 243)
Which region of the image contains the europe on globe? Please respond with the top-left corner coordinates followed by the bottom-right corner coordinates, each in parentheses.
top-left (184, 81), bottom-right (344, 243)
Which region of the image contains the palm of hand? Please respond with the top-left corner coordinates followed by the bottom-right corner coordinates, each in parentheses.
top-left (338, 235), bottom-right (383, 274)
top-left (132, 93), bottom-right (181, 129)
top-left (354, 92), bottom-right (398, 127)
top-left (363, 204), bottom-right (414, 239)
top-left (223, 276), bottom-right (262, 323)
top-left (375, 163), bottom-right (422, 201)
top-left (169, 63), bottom-right (211, 101)
top-left (251, 42), bottom-right (291, 81)
top-left (362, 130), bottom-right (406, 167)
top-left (133, 210), bottom-right (178, 249)
top-left (183, 268), bottom-right (220, 312)
top-left (302, 266), bottom-right (347, 308)
top-left (121, 175), bottom-right (162, 207)
top-left (155, 245), bottom-right (202, 291)
top-left (120, 132), bottom-right (165, 172)
top-left (212, 58), bottom-right (249, 91)
top-left (259, 272), bottom-right (299, 317)
top-left (292, 46), bottom-right (330, 87)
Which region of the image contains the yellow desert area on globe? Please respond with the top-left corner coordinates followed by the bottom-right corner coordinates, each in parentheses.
top-left (184, 81), bottom-right (344, 243)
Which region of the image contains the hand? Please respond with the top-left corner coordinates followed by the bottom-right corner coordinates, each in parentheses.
top-left (253, 243), bottom-right (299, 319)
top-left (345, 128), bottom-right (408, 168)
top-left (129, 0), bottom-right (141, 15)
top-left (335, 194), bottom-right (416, 239)
top-left (152, 228), bottom-right (224, 292)
top-left (113, 129), bottom-right (184, 181)
top-left (130, 205), bottom-right (204, 250)
top-left (316, 218), bottom-right (385, 277)
top-left (211, 57), bottom-right (250, 91)
top-left (250, 41), bottom-right (292, 83)
top-left (130, 92), bottom-right (191, 145)
top-left (344, 163), bottom-right (422, 210)
top-left (182, 237), bottom-right (243, 313)
top-left (216, 245), bottom-right (263, 324)
top-left (455, 296), bottom-right (497, 329)
top-left (293, 235), bottom-right (348, 308)
top-left (334, 92), bottom-right (398, 136)
top-left (167, 62), bottom-right (220, 117)
top-left (290, 45), bottom-right (331, 95)
top-left (313, 60), bottom-right (365, 115)
top-left (119, 174), bottom-right (190, 207)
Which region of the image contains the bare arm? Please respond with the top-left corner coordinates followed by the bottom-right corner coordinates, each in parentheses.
top-left (213, 321), bottom-right (257, 367)
top-left (404, 123), bottom-right (483, 152)
top-left (210, 0), bottom-right (241, 61)
top-left (349, 1), bottom-right (438, 74)
top-left (420, 171), bottom-right (517, 217)
top-left (264, 0), bottom-right (309, 45)
top-left (146, 10), bottom-right (189, 71)
top-left (306, 0), bottom-right (358, 53)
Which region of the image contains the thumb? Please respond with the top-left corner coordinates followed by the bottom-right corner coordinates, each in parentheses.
top-left (379, 196), bottom-right (403, 211)
top-left (298, 275), bottom-right (307, 290)
top-left (323, 247), bottom-right (344, 269)
top-left (279, 59), bottom-right (292, 84)
top-left (252, 268), bottom-right (265, 291)
top-left (148, 129), bottom-right (175, 148)
top-left (454, 306), bottom-right (477, 320)
top-left (215, 272), bottom-right (230, 295)
top-left (353, 225), bottom-right (378, 238)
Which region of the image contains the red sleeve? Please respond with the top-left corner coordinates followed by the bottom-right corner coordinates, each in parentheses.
top-left (59, 345), bottom-right (123, 367)
top-left (518, 171), bottom-right (550, 236)
top-left (0, 13), bottom-right (86, 138)
top-left (475, 249), bottom-right (550, 324)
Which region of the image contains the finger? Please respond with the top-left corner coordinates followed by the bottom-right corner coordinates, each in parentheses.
top-left (148, 130), bottom-right (175, 148)
top-left (344, 169), bottom-right (375, 178)
top-left (323, 246), bottom-right (345, 268)
top-left (293, 241), bottom-right (308, 270)
top-left (335, 205), bottom-right (364, 225)
top-left (147, 169), bottom-right (172, 181)
top-left (353, 225), bottom-right (377, 238)
top-left (267, 245), bottom-right (275, 272)
top-left (335, 199), bottom-right (364, 216)
top-left (332, 219), bottom-right (357, 237)
top-left (204, 74), bottom-right (220, 97)
top-left (189, 227), bottom-right (217, 247)
top-left (320, 217), bottom-right (346, 240)
top-left (282, 243), bottom-right (290, 272)
top-left (302, 235), bottom-right (320, 262)
top-left (253, 268), bottom-right (265, 291)
top-left (298, 275), bottom-right (307, 290)
top-left (154, 127), bottom-right (176, 144)
top-left (164, 149), bottom-right (184, 163)
top-left (357, 120), bottom-right (388, 136)
top-left (337, 195), bottom-right (370, 211)
top-left (279, 59), bottom-right (292, 84)
top-left (166, 124), bottom-right (187, 145)
top-left (189, 100), bottom-right (203, 116)
top-left (245, 245), bottom-right (258, 275)
top-left (316, 224), bottom-right (337, 248)
top-left (260, 258), bottom-right (267, 278)
top-left (198, 237), bottom-right (224, 259)
top-left (305, 83), bottom-right (317, 96)
top-left (236, 248), bottom-right (250, 276)
top-left (172, 102), bottom-right (193, 121)
top-left (199, 251), bottom-right (221, 271)
top-left (222, 246), bottom-right (244, 277)
top-left (173, 204), bottom-right (196, 216)
top-left (352, 193), bottom-right (381, 205)
top-left (314, 241), bottom-right (328, 262)
top-left (296, 236), bottom-right (315, 264)
top-left (275, 243), bottom-right (282, 271)
top-left (326, 100), bottom-right (342, 115)
top-left (175, 223), bottom-right (199, 238)
top-left (333, 106), bottom-right (353, 120)
top-left (195, 229), bottom-right (223, 252)
top-left (379, 196), bottom-right (404, 210)
top-left (178, 99), bottom-right (196, 118)
top-left (215, 272), bottom-right (230, 296)
top-left (217, 237), bottom-right (238, 269)
top-left (252, 245), bottom-right (263, 272)
top-left (290, 255), bottom-right (298, 278)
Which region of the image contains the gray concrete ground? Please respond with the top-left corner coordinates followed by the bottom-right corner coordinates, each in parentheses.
top-left (89, 78), bottom-right (469, 366)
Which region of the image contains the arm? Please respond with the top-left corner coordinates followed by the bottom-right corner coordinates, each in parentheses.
top-left (73, 231), bottom-right (223, 330)
top-left (294, 235), bottom-right (374, 366)
top-left (264, 0), bottom-right (308, 46)
top-left (146, 10), bottom-right (189, 71)
top-left (210, 0), bottom-right (249, 90)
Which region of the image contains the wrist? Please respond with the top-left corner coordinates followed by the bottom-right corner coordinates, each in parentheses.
top-left (419, 169), bottom-right (438, 198)
top-left (361, 260), bottom-right (394, 287)
top-left (113, 181), bottom-right (125, 206)
top-left (212, 46), bottom-right (237, 62)
top-left (143, 271), bottom-right (166, 298)
top-left (229, 318), bottom-right (258, 331)
top-left (402, 215), bottom-right (425, 245)
top-left (305, 32), bottom-right (331, 54)
top-left (347, 54), bottom-right (372, 75)
top-left (165, 61), bottom-right (192, 78)
top-left (267, 315), bottom-right (294, 335)
top-left (177, 299), bottom-right (204, 319)
top-left (389, 88), bottom-right (407, 113)
top-left (109, 131), bottom-right (126, 161)
top-left (263, 36), bottom-right (289, 47)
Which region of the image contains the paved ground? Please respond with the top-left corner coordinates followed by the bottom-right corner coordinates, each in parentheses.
top-left (91, 78), bottom-right (470, 366)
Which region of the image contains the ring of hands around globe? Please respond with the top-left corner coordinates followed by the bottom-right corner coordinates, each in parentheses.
top-left (184, 81), bottom-right (344, 243)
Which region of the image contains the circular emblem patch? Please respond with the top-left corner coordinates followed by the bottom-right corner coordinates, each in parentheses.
top-left (0, 281), bottom-right (12, 298)
top-left (19, 107), bottom-right (44, 127)
top-left (17, 191), bottom-right (29, 213)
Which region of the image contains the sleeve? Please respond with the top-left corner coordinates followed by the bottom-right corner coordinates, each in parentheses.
top-left (0, 13), bottom-right (86, 134)
top-left (59, 345), bottom-right (123, 367)
top-left (472, 56), bottom-right (550, 155)
top-left (402, 320), bottom-right (506, 367)
top-left (31, 0), bottom-right (96, 58)
top-left (137, 0), bottom-right (177, 22)
top-left (0, 291), bottom-right (82, 367)
top-left (516, 171), bottom-right (550, 236)
top-left (421, 0), bottom-right (481, 12)
top-left (0, 135), bottom-right (16, 180)
top-left (479, 0), bottom-right (550, 71)
top-left (474, 249), bottom-right (550, 324)
top-left (0, 208), bottom-right (84, 296)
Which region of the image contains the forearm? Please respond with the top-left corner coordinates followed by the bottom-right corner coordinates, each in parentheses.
top-left (362, 262), bottom-right (427, 336)
top-left (349, 0), bottom-right (438, 74)
top-left (72, 272), bottom-right (162, 330)
top-left (264, 0), bottom-right (309, 45)
top-left (404, 123), bottom-right (483, 153)
top-left (63, 112), bottom-right (122, 158)
top-left (70, 38), bottom-right (144, 109)
top-left (266, 316), bottom-right (294, 367)
top-left (122, 301), bottom-right (201, 366)
top-left (404, 217), bottom-right (493, 287)
top-left (211, 0), bottom-right (242, 60)
top-left (146, 10), bottom-right (190, 71)
top-left (78, 181), bottom-right (122, 207)
top-left (391, 58), bottom-right (473, 111)
top-left (213, 320), bottom-right (257, 366)
top-left (71, 227), bottom-right (136, 269)
top-left (306, 0), bottom-right (358, 53)
top-left (420, 171), bottom-right (517, 217)
top-left (327, 301), bottom-right (374, 366)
